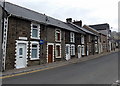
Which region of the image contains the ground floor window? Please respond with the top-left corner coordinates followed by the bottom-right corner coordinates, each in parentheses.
top-left (70, 44), bottom-right (75, 55)
top-left (81, 45), bottom-right (85, 55)
top-left (95, 44), bottom-right (98, 52)
top-left (30, 41), bottom-right (39, 60)
top-left (55, 44), bottom-right (61, 58)
top-left (66, 46), bottom-right (69, 54)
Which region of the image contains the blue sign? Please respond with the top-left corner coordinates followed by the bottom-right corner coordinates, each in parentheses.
top-left (40, 40), bottom-right (44, 44)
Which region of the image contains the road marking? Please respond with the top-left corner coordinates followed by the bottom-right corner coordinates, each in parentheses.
top-left (0, 63), bottom-right (69, 79)
top-left (0, 51), bottom-right (118, 79)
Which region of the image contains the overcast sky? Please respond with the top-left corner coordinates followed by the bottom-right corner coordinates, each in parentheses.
top-left (4, 0), bottom-right (119, 31)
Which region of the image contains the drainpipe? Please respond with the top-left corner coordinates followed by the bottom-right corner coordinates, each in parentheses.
top-left (1, 0), bottom-right (5, 72)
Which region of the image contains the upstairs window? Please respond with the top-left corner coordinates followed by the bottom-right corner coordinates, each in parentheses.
top-left (31, 23), bottom-right (40, 39)
top-left (81, 35), bottom-right (85, 44)
top-left (70, 32), bottom-right (75, 43)
top-left (55, 29), bottom-right (61, 42)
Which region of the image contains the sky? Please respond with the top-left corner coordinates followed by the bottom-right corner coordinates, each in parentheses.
top-left (3, 0), bottom-right (119, 31)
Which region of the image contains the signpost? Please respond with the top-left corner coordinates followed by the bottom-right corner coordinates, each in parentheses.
top-left (40, 40), bottom-right (44, 45)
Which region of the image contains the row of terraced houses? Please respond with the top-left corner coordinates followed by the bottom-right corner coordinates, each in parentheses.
top-left (0, 2), bottom-right (117, 71)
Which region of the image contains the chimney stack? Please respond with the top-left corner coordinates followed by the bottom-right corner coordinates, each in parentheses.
top-left (66, 18), bottom-right (72, 23)
top-left (73, 20), bottom-right (82, 27)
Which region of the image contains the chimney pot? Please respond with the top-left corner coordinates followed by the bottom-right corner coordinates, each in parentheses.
top-left (66, 18), bottom-right (72, 23)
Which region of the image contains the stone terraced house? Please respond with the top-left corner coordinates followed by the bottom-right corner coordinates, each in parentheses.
top-left (0, 2), bottom-right (113, 71)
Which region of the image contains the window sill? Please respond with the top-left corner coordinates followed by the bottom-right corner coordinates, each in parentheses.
top-left (55, 40), bottom-right (61, 42)
top-left (31, 37), bottom-right (40, 40)
top-left (70, 42), bottom-right (75, 43)
top-left (30, 58), bottom-right (40, 60)
top-left (56, 56), bottom-right (61, 58)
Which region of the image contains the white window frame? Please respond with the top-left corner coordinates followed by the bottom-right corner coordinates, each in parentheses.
top-left (81, 35), bottom-right (85, 44)
top-left (95, 36), bottom-right (98, 43)
top-left (70, 32), bottom-right (75, 43)
top-left (81, 45), bottom-right (85, 55)
top-left (95, 44), bottom-right (98, 52)
top-left (55, 29), bottom-right (61, 42)
top-left (31, 23), bottom-right (40, 39)
top-left (30, 41), bottom-right (40, 60)
top-left (55, 44), bottom-right (61, 58)
top-left (70, 44), bottom-right (75, 55)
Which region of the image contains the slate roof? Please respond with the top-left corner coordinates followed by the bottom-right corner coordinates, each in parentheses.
top-left (89, 23), bottom-right (110, 30)
top-left (83, 25), bottom-right (100, 36)
top-left (66, 23), bottom-right (86, 34)
top-left (1, 2), bottom-right (79, 32)
top-left (69, 23), bottom-right (96, 35)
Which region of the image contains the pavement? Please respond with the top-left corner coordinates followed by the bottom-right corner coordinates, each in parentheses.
top-left (2, 50), bottom-right (118, 84)
top-left (0, 49), bottom-right (119, 79)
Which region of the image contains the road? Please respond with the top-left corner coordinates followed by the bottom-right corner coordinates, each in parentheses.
top-left (2, 52), bottom-right (118, 84)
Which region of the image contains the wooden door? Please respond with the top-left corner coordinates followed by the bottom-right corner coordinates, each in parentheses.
top-left (48, 45), bottom-right (53, 63)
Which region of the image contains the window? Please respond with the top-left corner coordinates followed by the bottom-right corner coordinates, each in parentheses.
top-left (81, 35), bottom-right (85, 44)
top-left (81, 45), bottom-right (85, 55)
top-left (56, 46), bottom-right (60, 56)
top-left (95, 36), bottom-right (97, 43)
top-left (19, 48), bottom-right (23, 55)
top-left (95, 44), bottom-right (98, 52)
top-left (70, 32), bottom-right (75, 43)
top-left (30, 42), bottom-right (39, 60)
top-left (55, 44), bottom-right (61, 58)
top-left (55, 29), bottom-right (61, 42)
top-left (66, 46), bottom-right (69, 54)
top-left (31, 23), bottom-right (40, 39)
top-left (70, 45), bottom-right (75, 55)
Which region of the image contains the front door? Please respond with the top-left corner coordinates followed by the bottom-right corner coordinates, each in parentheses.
top-left (48, 45), bottom-right (53, 63)
top-left (78, 45), bottom-right (81, 58)
top-left (65, 44), bottom-right (70, 60)
top-left (16, 43), bottom-right (27, 69)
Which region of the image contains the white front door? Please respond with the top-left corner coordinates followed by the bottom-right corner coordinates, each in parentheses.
top-left (78, 45), bottom-right (81, 58)
top-left (16, 43), bottom-right (27, 69)
top-left (65, 44), bottom-right (70, 60)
